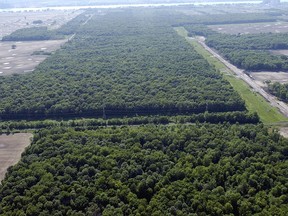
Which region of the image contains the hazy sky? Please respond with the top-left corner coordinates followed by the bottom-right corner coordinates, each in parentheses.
top-left (0, 0), bottom-right (276, 9)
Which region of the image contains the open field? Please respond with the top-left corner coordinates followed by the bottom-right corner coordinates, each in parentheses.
top-left (0, 133), bottom-right (33, 181)
top-left (0, 10), bottom-right (81, 39)
top-left (209, 22), bottom-right (288, 34)
top-left (0, 40), bottom-right (67, 75)
top-left (270, 49), bottom-right (288, 56)
top-left (175, 26), bottom-right (287, 123)
top-left (250, 71), bottom-right (288, 87)
top-left (279, 127), bottom-right (288, 138)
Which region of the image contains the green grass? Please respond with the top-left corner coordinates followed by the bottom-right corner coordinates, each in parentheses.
top-left (174, 27), bottom-right (288, 123)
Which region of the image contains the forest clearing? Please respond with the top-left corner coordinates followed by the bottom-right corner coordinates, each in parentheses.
top-left (0, 10), bottom-right (81, 40)
top-left (0, 133), bottom-right (32, 181)
top-left (0, 40), bottom-right (66, 75)
top-left (209, 22), bottom-right (288, 34)
top-left (250, 71), bottom-right (288, 87)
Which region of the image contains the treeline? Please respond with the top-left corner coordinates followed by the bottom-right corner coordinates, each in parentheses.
top-left (1, 27), bottom-right (64, 41)
top-left (185, 24), bottom-right (288, 71)
top-left (1, 124), bottom-right (288, 215)
top-left (175, 13), bottom-right (277, 27)
top-left (0, 9), bottom-right (246, 120)
top-left (0, 111), bottom-right (259, 132)
top-left (268, 82), bottom-right (288, 101)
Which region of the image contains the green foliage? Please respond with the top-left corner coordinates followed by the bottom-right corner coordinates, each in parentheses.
top-left (0, 10), bottom-right (245, 120)
top-left (268, 82), bottom-right (288, 101)
top-left (1, 124), bottom-right (288, 215)
top-left (0, 111), bottom-right (259, 131)
top-left (1, 27), bottom-right (64, 41)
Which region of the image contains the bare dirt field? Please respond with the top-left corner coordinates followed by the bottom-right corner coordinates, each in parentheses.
top-left (250, 71), bottom-right (288, 87)
top-left (0, 10), bottom-right (82, 39)
top-left (279, 127), bottom-right (288, 138)
top-left (209, 22), bottom-right (288, 34)
top-left (0, 40), bottom-right (66, 75)
top-left (270, 49), bottom-right (288, 56)
top-left (0, 133), bottom-right (33, 181)
top-left (0, 10), bottom-right (83, 75)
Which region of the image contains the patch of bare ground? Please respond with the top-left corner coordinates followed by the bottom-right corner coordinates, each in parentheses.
top-left (270, 49), bottom-right (288, 56)
top-left (209, 22), bottom-right (288, 35)
top-left (279, 127), bottom-right (288, 138)
top-left (249, 71), bottom-right (288, 87)
top-left (0, 10), bottom-right (82, 39)
top-left (0, 133), bottom-right (33, 182)
top-left (0, 40), bottom-right (67, 75)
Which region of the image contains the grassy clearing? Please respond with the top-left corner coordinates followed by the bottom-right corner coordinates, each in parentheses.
top-left (174, 27), bottom-right (287, 123)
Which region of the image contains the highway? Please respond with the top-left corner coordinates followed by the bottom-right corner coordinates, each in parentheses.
top-left (194, 37), bottom-right (288, 118)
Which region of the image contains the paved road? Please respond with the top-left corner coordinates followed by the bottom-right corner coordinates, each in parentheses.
top-left (194, 37), bottom-right (288, 118)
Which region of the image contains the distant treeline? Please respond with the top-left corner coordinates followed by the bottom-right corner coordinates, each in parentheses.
top-left (2, 27), bottom-right (64, 41)
top-left (174, 13), bottom-right (277, 27)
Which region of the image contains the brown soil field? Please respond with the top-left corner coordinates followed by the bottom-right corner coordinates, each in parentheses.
top-left (0, 10), bottom-right (82, 39)
top-left (250, 71), bottom-right (288, 87)
top-left (279, 127), bottom-right (288, 138)
top-left (270, 49), bottom-right (288, 56)
top-left (0, 40), bottom-right (67, 75)
top-left (209, 22), bottom-right (288, 34)
top-left (0, 133), bottom-right (33, 182)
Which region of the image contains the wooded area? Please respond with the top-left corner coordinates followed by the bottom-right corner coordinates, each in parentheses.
top-left (268, 82), bottom-right (288, 101)
top-left (0, 10), bottom-right (246, 120)
top-left (1, 124), bottom-right (287, 215)
top-left (1, 8), bottom-right (288, 216)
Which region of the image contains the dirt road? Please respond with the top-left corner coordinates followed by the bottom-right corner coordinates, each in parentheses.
top-left (195, 37), bottom-right (288, 118)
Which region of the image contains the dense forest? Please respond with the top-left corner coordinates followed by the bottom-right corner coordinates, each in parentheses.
top-left (1, 124), bottom-right (288, 215)
top-left (184, 18), bottom-right (288, 71)
top-left (268, 82), bottom-right (288, 101)
top-left (1, 27), bottom-right (63, 41)
top-left (0, 10), bottom-right (246, 120)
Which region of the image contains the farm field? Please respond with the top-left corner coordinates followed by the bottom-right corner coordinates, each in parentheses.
top-left (250, 71), bottom-right (288, 87)
top-left (279, 127), bottom-right (288, 138)
top-left (0, 40), bottom-right (66, 75)
top-left (0, 10), bottom-right (81, 40)
top-left (209, 22), bottom-right (288, 34)
top-left (0, 133), bottom-right (32, 181)
top-left (270, 49), bottom-right (288, 56)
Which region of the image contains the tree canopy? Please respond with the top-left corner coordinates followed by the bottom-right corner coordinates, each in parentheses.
top-left (1, 124), bottom-right (288, 215)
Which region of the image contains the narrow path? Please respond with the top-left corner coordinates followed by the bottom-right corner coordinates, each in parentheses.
top-left (195, 37), bottom-right (288, 118)
top-left (82, 14), bottom-right (94, 26)
top-left (68, 14), bottom-right (94, 41)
